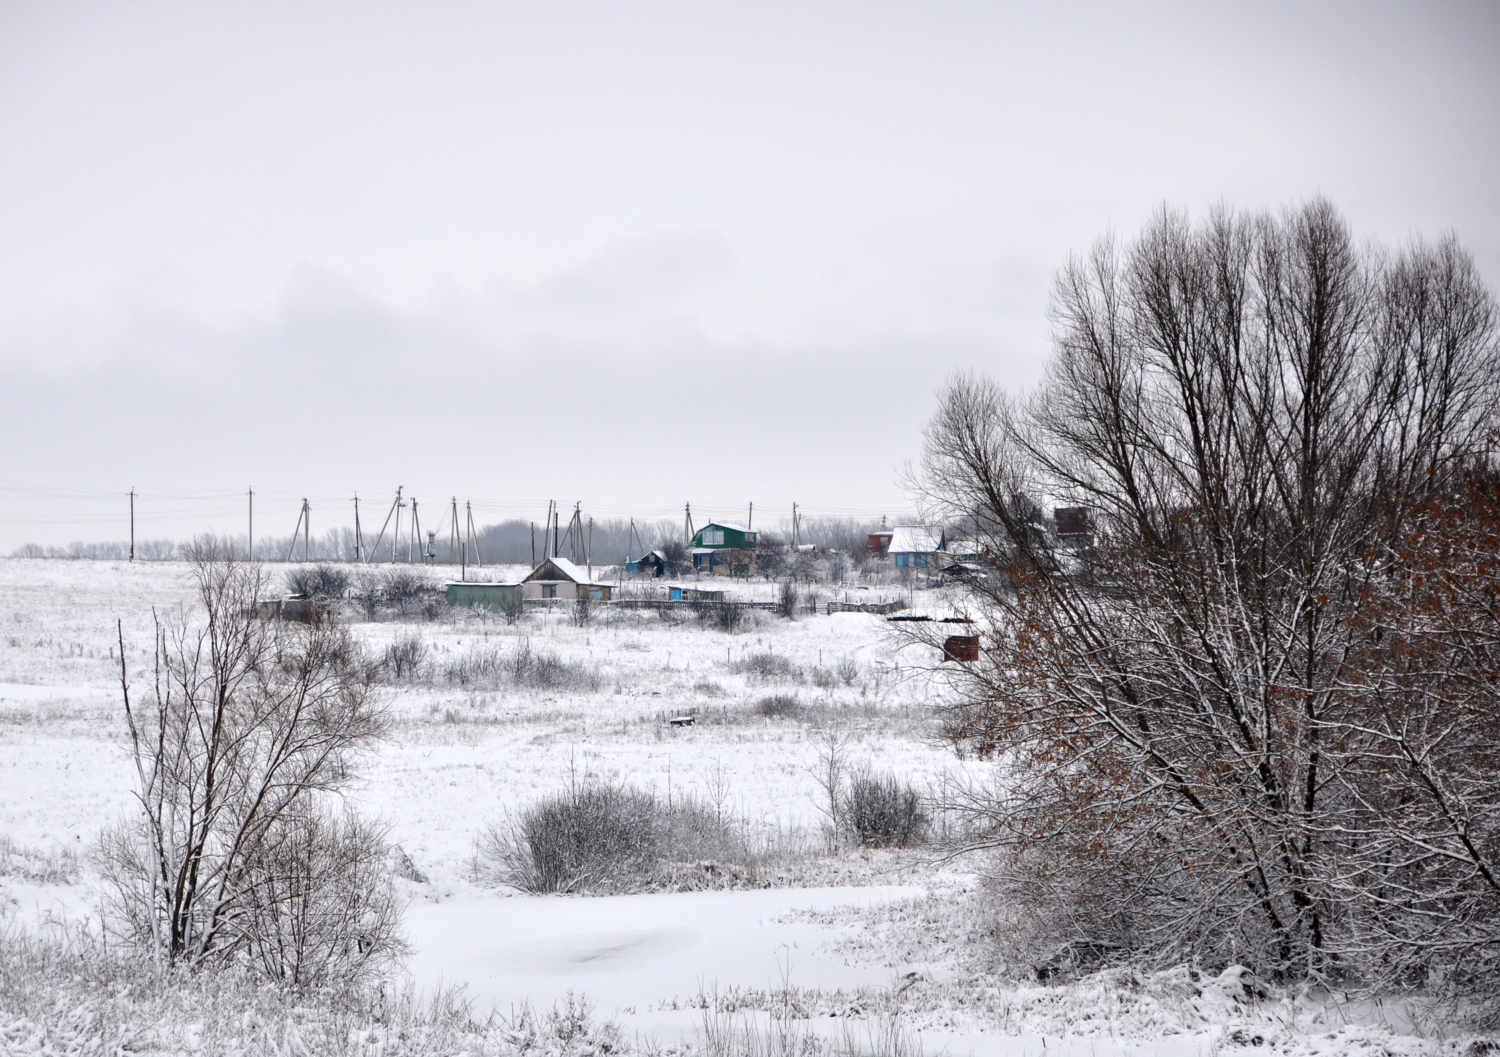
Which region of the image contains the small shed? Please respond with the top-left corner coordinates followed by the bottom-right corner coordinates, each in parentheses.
top-left (446, 582), bottom-right (524, 610)
top-left (668, 585), bottom-right (727, 602)
top-left (627, 550), bottom-right (668, 577)
top-left (1054, 506), bottom-right (1094, 549)
top-left (522, 556), bottom-right (613, 601)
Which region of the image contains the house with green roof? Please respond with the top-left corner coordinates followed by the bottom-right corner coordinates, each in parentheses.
top-left (691, 522), bottom-right (757, 577)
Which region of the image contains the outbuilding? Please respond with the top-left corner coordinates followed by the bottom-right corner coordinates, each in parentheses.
top-left (626, 549), bottom-right (668, 577)
top-left (522, 556), bottom-right (613, 601)
top-left (445, 582), bottom-right (525, 610)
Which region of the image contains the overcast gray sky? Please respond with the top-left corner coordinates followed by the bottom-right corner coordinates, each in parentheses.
top-left (2, 0), bottom-right (1497, 548)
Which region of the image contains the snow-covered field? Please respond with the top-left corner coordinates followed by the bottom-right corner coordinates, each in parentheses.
top-left (0, 559), bottom-right (1482, 1056)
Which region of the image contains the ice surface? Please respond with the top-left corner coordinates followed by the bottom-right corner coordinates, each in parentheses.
top-left (405, 885), bottom-right (925, 1017)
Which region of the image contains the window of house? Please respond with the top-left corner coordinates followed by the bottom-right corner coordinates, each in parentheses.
top-left (542, 584), bottom-right (556, 598)
top-left (703, 529), bottom-right (725, 546)
top-left (895, 553), bottom-right (909, 568)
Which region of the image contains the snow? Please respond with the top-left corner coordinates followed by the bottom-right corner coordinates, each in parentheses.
top-left (0, 557), bottom-right (1480, 1057)
top-left (887, 526), bottom-right (940, 554)
top-left (406, 885), bottom-right (924, 1021)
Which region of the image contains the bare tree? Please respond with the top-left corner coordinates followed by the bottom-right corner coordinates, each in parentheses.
top-left (919, 201), bottom-right (1500, 990)
top-left (102, 543), bottom-right (397, 982)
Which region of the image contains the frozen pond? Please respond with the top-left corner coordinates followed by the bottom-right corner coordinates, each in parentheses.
top-left (405, 885), bottom-right (925, 1017)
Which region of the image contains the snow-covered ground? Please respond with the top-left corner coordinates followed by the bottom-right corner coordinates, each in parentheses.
top-left (0, 558), bottom-right (1482, 1056)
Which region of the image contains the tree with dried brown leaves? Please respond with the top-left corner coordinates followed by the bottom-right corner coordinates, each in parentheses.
top-left (918, 199), bottom-right (1500, 1002)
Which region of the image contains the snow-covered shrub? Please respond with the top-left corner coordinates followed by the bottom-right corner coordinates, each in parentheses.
top-left (755, 693), bottom-right (803, 719)
top-left (732, 651), bottom-right (800, 682)
top-left (438, 642), bottom-right (599, 692)
top-left (843, 771), bottom-right (928, 848)
top-left (696, 598), bottom-right (749, 632)
top-left (480, 783), bottom-right (738, 893)
top-left (285, 563), bottom-right (350, 601)
top-left (515, 646), bottom-right (601, 691)
top-left (237, 806), bottom-right (407, 988)
top-left (776, 580), bottom-right (800, 619)
top-left (443, 644), bottom-right (506, 688)
top-left (382, 633), bottom-right (427, 681)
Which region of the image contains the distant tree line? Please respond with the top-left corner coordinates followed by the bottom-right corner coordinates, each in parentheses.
top-left (11, 515), bottom-right (895, 569)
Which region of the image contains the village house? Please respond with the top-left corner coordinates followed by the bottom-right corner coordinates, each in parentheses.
top-left (521, 555), bottom-right (613, 601)
top-left (886, 525), bottom-right (942, 571)
top-left (690, 522), bottom-right (757, 577)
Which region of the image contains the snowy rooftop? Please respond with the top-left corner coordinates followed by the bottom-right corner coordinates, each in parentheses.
top-left (888, 525), bottom-right (941, 553)
top-left (523, 555), bottom-right (601, 585)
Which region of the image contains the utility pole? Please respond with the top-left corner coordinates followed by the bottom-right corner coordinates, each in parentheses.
top-left (455, 498), bottom-right (466, 581)
top-left (303, 499), bottom-right (310, 562)
top-left (248, 488), bottom-right (254, 560)
top-left (366, 487), bottom-right (402, 564)
top-left (531, 522), bottom-right (536, 565)
top-left (684, 502), bottom-right (693, 546)
top-left (353, 494), bottom-right (363, 563)
top-left (748, 502), bottom-right (753, 530)
top-left (286, 499), bottom-right (310, 562)
top-left (409, 498), bottom-right (421, 563)
top-left (792, 502), bottom-right (800, 548)
top-left (129, 490), bottom-right (135, 561)
top-left (465, 501), bottom-right (482, 567)
top-left (587, 516), bottom-right (594, 580)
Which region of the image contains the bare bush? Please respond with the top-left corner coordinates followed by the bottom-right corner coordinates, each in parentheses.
top-left (843, 771), bottom-right (929, 848)
top-left (443, 645), bottom-right (507, 689)
top-left (731, 651), bottom-right (800, 682)
top-left (754, 694), bottom-right (803, 719)
top-left (442, 640), bottom-right (600, 692)
top-left (354, 568), bottom-right (442, 619)
top-left (695, 598), bottom-right (748, 633)
top-left (499, 589), bottom-right (525, 626)
top-left (285, 564), bottom-right (350, 601)
top-left (775, 580), bottom-right (799, 619)
top-left (836, 656), bottom-right (861, 687)
top-left (480, 783), bottom-right (738, 894)
top-left (571, 593), bottom-right (593, 627)
top-left (237, 806), bottom-right (406, 988)
top-left (382, 634), bottom-right (427, 681)
top-left (100, 550), bottom-right (393, 984)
